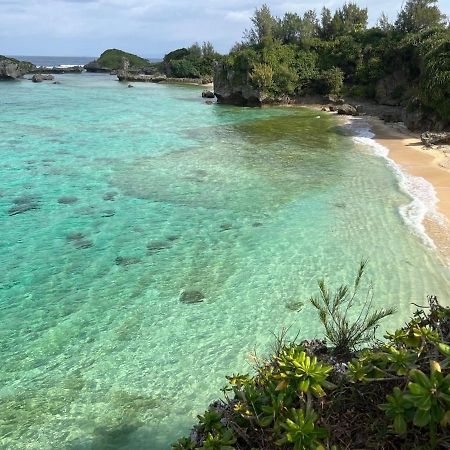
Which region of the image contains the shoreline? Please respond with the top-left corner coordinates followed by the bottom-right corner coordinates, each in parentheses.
top-left (359, 116), bottom-right (450, 262)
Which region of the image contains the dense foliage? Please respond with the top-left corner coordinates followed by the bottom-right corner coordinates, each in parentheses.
top-left (162, 42), bottom-right (219, 81)
top-left (220, 0), bottom-right (450, 123)
top-left (173, 266), bottom-right (450, 449)
top-left (94, 48), bottom-right (153, 70)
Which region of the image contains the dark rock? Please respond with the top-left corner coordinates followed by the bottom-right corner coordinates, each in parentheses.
top-left (84, 60), bottom-right (111, 73)
top-left (421, 131), bottom-right (450, 147)
top-left (213, 61), bottom-right (262, 106)
top-left (375, 71), bottom-right (407, 106)
top-left (13, 195), bottom-right (38, 204)
top-left (337, 104), bottom-right (358, 116)
top-left (321, 106), bottom-right (330, 112)
top-left (117, 73), bottom-right (167, 82)
top-left (115, 256), bottom-right (141, 266)
top-left (220, 223), bottom-right (233, 231)
top-left (103, 192), bottom-right (118, 201)
top-left (30, 66), bottom-right (82, 74)
top-left (252, 222), bottom-right (263, 227)
top-left (58, 196), bottom-right (78, 204)
top-left (127, 84), bottom-right (134, 88)
top-left (101, 209), bottom-right (115, 217)
top-left (73, 239), bottom-right (94, 249)
top-left (53, 81), bottom-right (61, 85)
top-left (179, 289), bottom-right (205, 304)
top-left (0, 56), bottom-right (35, 80)
top-left (202, 90), bottom-right (215, 98)
top-left (147, 240), bottom-right (171, 251)
top-left (66, 232), bottom-right (85, 241)
top-left (166, 235), bottom-right (180, 241)
top-left (8, 203), bottom-right (39, 216)
top-left (32, 74), bottom-right (54, 83)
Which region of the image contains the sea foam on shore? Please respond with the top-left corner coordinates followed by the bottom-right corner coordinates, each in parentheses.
top-left (347, 118), bottom-right (447, 250)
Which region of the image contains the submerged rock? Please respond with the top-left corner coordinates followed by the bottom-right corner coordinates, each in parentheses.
top-left (115, 256), bottom-right (141, 266)
top-left (73, 239), bottom-right (94, 249)
top-left (166, 235), bottom-right (180, 242)
top-left (8, 203), bottom-right (39, 216)
top-left (179, 289), bottom-right (205, 304)
top-left (252, 222), bottom-right (263, 227)
top-left (58, 196), bottom-right (78, 204)
top-left (101, 209), bottom-right (115, 217)
top-left (13, 195), bottom-right (39, 205)
top-left (220, 223), bottom-right (233, 231)
top-left (147, 240), bottom-right (172, 251)
top-left (66, 232), bottom-right (85, 241)
top-left (202, 90), bottom-right (215, 98)
top-left (103, 192), bottom-right (118, 201)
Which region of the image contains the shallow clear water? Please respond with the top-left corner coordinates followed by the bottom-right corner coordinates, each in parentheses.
top-left (0, 74), bottom-right (449, 449)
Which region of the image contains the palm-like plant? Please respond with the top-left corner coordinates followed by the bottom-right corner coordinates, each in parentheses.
top-left (310, 261), bottom-right (396, 356)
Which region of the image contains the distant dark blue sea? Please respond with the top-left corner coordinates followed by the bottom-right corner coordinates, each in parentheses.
top-left (10, 55), bottom-right (161, 66)
top-left (10, 55), bottom-right (94, 66)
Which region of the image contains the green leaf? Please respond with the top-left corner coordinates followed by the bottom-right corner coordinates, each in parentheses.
top-left (393, 415), bottom-right (407, 435)
top-left (413, 408), bottom-right (431, 427)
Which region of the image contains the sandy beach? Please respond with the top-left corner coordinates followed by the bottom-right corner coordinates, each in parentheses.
top-left (367, 117), bottom-right (450, 260)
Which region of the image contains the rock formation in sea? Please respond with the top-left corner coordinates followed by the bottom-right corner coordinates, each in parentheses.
top-left (85, 49), bottom-right (153, 73)
top-left (213, 61), bottom-right (263, 106)
top-left (0, 56), bottom-right (35, 80)
top-left (32, 74), bottom-right (55, 83)
top-left (30, 66), bottom-right (83, 74)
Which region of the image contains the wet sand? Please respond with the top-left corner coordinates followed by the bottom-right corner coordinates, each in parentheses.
top-left (368, 117), bottom-right (450, 260)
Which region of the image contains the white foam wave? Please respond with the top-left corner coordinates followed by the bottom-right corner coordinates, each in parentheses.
top-left (347, 119), bottom-right (447, 249)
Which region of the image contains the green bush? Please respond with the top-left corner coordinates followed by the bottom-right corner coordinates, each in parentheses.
top-left (172, 271), bottom-right (450, 449)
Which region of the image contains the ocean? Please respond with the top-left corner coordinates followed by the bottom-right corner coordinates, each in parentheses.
top-left (0, 69), bottom-right (449, 449)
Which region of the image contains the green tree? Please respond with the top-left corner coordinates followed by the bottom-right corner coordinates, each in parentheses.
top-left (278, 12), bottom-right (303, 44)
top-left (320, 7), bottom-right (333, 39)
top-left (377, 12), bottom-right (393, 31)
top-left (245, 4), bottom-right (277, 46)
top-left (332, 2), bottom-right (368, 35)
top-left (395, 0), bottom-right (446, 33)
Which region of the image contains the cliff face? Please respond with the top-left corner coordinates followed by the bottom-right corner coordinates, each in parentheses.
top-left (213, 62), bottom-right (263, 106)
top-left (0, 56), bottom-right (35, 80)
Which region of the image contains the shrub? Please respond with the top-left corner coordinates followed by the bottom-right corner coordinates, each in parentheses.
top-left (310, 260), bottom-right (396, 356)
top-left (172, 268), bottom-right (449, 449)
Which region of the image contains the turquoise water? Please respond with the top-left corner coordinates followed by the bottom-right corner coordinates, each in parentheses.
top-left (0, 74), bottom-right (449, 449)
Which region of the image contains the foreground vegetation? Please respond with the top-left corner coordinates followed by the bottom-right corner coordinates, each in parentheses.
top-left (173, 263), bottom-right (450, 449)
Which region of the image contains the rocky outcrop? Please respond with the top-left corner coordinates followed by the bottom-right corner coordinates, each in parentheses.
top-left (202, 90), bottom-right (214, 98)
top-left (117, 72), bottom-right (166, 82)
top-left (337, 104), bottom-right (358, 116)
top-left (117, 71), bottom-right (205, 85)
top-left (32, 74), bottom-right (55, 82)
top-left (31, 66), bottom-right (83, 74)
top-left (85, 49), bottom-right (153, 73)
top-left (421, 132), bottom-right (450, 147)
top-left (213, 61), bottom-right (263, 106)
top-left (375, 71), bottom-right (407, 106)
top-left (0, 56), bottom-right (35, 80)
top-left (84, 60), bottom-right (111, 73)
